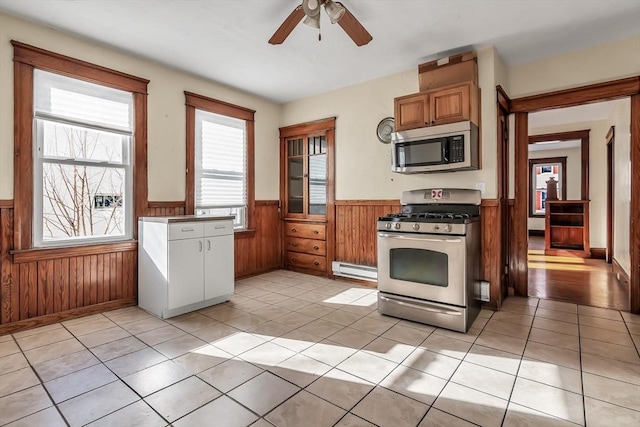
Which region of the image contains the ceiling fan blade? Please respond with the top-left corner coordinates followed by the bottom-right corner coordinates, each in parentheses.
top-left (336, 3), bottom-right (372, 46)
top-left (269, 5), bottom-right (306, 45)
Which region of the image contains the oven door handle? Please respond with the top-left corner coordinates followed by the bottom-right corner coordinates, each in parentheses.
top-left (379, 295), bottom-right (462, 316)
top-left (377, 232), bottom-right (462, 243)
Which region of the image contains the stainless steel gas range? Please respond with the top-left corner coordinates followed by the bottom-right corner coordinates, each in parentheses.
top-left (377, 188), bottom-right (481, 332)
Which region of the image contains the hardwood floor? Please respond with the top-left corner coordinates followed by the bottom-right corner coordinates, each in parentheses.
top-left (527, 236), bottom-right (630, 311)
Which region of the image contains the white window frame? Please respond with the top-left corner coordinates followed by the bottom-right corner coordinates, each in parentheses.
top-left (194, 109), bottom-right (248, 229)
top-left (33, 71), bottom-right (134, 247)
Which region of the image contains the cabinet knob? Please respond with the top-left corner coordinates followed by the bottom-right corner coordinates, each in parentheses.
top-left (313, 246), bottom-right (319, 250)
top-left (292, 258), bottom-right (297, 262)
top-left (313, 261), bottom-right (320, 266)
top-left (313, 230), bottom-right (319, 234)
top-left (291, 228), bottom-right (297, 232)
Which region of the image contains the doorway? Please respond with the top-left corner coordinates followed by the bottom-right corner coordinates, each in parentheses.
top-left (501, 77), bottom-right (640, 313)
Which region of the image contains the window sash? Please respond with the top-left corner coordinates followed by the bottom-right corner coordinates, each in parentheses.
top-left (194, 109), bottom-right (248, 228)
top-left (33, 117), bottom-right (133, 246)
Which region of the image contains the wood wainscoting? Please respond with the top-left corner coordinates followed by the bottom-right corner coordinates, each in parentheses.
top-left (335, 200), bottom-right (400, 267)
top-left (0, 200), bottom-right (281, 334)
top-left (235, 201), bottom-right (281, 278)
top-left (1, 200), bottom-right (137, 334)
top-left (481, 199), bottom-right (503, 310)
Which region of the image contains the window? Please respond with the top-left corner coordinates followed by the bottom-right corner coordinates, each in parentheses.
top-left (13, 41), bottom-right (149, 251)
top-left (185, 92), bottom-right (255, 231)
top-left (529, 157), bottom-right (567, 217)
top-left (33, 70), bottom-right (133, 246)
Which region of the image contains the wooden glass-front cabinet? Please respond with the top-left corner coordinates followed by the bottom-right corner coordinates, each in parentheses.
top-left (279, 118), bottom-right (335, 277)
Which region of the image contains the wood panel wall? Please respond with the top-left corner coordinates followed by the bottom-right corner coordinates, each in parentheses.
top-left (1, 201), bottom-right (137, 334)
top-left (0, 200), bottom-right (281, 334)
top-left (235, 201), bottom-right (282, 278)
top-left (481, 200), bottom-right (502, 310)
top-left (335, 201), bottom-right (401, 267)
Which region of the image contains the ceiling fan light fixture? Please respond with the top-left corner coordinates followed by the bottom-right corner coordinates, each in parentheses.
top-left (324, 0), bottom-right (345, 24)
top-left (303, 13), bottom-right (320, 29)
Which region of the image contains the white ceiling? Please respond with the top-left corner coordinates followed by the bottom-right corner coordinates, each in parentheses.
top-left (1, 0), bottom-right (639, 103)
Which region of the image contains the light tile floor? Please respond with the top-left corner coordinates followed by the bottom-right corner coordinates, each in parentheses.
top-left (1, 269), bottom-right (639, 427)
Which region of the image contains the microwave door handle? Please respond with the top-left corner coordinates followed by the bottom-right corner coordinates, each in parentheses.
top-left (442, 139), bottom-right (450, 162)
top-left (378, 232), bottom-right (462, 243)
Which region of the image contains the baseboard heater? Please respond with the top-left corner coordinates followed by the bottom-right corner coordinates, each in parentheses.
top-left (332, 261), bottom-right (377, 282)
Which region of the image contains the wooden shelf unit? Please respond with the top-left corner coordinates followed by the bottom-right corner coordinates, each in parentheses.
top-left (544, 200), bottom-right (590, 257)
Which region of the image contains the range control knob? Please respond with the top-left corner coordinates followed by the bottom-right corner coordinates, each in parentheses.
top-left (444, 224), bottom-right (452, 232)
top-left (433, 225), bottom-right (440, 231)
top-left (412, 223), bottom-right (420, 231)
top-left (394, 223), bottom-right (401, 230)
top-left (385, 223), bottom-right (392, 230)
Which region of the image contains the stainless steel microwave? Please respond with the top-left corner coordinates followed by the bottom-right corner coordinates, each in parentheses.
top-left (391, 121), bottom-right (479, 173)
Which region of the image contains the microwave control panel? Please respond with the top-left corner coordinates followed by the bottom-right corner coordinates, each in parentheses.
top-left (450, 135), bottom-right (465, 163)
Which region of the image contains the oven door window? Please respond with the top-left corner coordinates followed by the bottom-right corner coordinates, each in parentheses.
top-left (390, 248), bottom-right (448, 287)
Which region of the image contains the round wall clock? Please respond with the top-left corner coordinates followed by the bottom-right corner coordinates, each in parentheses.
top-left (376, 117), bottom-right (395, 143)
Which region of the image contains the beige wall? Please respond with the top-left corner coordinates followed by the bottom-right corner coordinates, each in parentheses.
top-left (282, 47), bottom-right (503, 200)
top-left (508, 35), bottom-right (640, 98)
top-left (0, 13), bottom-right (282, 201)
top-left (526, 147), bottom-right (583, 232)
top-left (609, 99), bottom-right (631, 275)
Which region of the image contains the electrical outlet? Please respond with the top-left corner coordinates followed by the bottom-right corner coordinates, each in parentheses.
top-left (475, 181), bottom-right (486, 195)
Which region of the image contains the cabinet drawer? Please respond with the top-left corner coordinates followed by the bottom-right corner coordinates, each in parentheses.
top-left (204, 220), bottom-right (234, 237)
top-left (285, 237), bottom-right (326, 255)
top-left (286, 251), bottom-right (326, 272)
top-left (285, 222), bottom-right (326, 240)
top-left (168, 222), bottom-right (204, 240)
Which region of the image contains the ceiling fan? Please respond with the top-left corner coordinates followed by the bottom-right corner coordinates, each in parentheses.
top-left (269, 0), bottom-right (372, 46)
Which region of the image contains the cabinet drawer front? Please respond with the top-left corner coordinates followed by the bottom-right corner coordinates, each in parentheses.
top-left (168, 223), bottom-right (204, 240)
top-left (285, 223), bottom-right (326, 240)
top-left (286, 237), bottom-right (326, 255)
top-left (286, 251), bottom-right (326, 271)
top-left (204, 220), bottom-right (234, 237)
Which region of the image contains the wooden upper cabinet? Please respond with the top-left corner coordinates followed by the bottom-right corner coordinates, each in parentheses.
top-left (394, 82), bottom-right (479, 131)
top-left (429, 83), bottom-right (471, 125)
top-left (394, 93), bottom-right (429, 131)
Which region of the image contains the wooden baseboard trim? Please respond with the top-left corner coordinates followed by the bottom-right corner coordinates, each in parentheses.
top-left (612, 258), bottom-right (630, 287)
top-left (590, 248), bottom-right (606, 260)
top-left (0, 298), bottom-right (136, 335)
top-left (528, 230), bottom-right (545, 237)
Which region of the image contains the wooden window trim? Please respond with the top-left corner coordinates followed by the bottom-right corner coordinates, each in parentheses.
top-left (11, 241), bottom-right (137, 264)
top-left (12, 41), bottom-right (149, 250)
top-left (184, 91), bottom-right (256, 232)
top-left (528, 157), bottom-right (568, 218)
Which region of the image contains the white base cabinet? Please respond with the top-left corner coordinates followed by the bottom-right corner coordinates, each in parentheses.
top-left (138, 216), bottom-right (234, 318)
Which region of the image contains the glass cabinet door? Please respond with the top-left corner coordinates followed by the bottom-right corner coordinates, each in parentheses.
top-left (287, 138), bottom-right (304, 214)
top-left (285, 134), bottom-right (327, 217)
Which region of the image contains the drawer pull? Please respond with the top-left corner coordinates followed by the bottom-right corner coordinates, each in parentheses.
top-left (313, 246), bottom-right (319, 250)
top-left (292, 258), bottom-right (297, 262)
top-left (291, 243), bottom-right (298, 247)
top-left (313, 261), bottom-right (320, 266)
top-left (291, 228), bottom-right (297, 232)
top-left (214, 225), bottom-right (226, 229)
top-left (313, 230), bottom-right (319, 234)
top-left (182, 228), bottom-right (194, 232)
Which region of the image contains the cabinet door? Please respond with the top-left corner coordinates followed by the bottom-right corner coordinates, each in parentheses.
top-left (429, 84), bottom-right (470, 125)
top-left (204, 234), bottom-right (234, 300)
top-left (394, 94), bottom-right (429, 131)
top-left (168, 238), bottom-right (204, 309)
